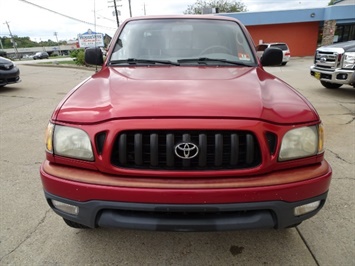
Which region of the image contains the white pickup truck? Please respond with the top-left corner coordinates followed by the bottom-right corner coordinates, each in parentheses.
top-left (310, 40), bottom-right (355, 89)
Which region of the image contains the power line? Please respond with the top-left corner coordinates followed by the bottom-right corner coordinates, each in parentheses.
top-left (18, 0), bottom-right (116, 30)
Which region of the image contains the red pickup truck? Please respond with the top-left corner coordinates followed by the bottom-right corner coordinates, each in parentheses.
top-left (40, 15), bottom-right (332, 231)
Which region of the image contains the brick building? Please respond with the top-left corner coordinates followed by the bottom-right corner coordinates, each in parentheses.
top-left (220, 0), bottom-right (355, 56)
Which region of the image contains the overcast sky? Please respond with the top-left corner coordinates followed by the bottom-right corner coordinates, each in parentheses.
top-left (0, 0), bottom-right (330, 42)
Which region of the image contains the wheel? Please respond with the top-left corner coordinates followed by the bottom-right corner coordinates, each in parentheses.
top-left (320, 81), bottom-right (342, 89)
top-left (281, 62), bottom-right (287, 66)
top-left (199, 45), bottom-right (232, 56)
top-left (63, 218), bottom-right (90, 229)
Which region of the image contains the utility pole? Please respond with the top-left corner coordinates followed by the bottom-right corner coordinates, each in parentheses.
top-left (128, 0), bottom-right (132, 17)
top-left (54, 32), bottom-right (62, 56)
top-left (113, 0), bottom-right (120, 27)
top-left (4, 21), bottom-right (20, 60)
top-left (109, 0), bottom-right (130, 26)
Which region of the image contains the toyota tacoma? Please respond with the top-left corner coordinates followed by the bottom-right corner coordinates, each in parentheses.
top-left (40, 15), bottom-right (332, 231)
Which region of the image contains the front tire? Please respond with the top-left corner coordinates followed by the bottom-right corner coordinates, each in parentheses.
top-left (63, 218), bottom-right (90, 229)
top-left (320, 81), bottom-right (342, 89)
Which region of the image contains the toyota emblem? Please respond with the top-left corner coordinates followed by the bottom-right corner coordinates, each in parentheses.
top-left (174, 142), bottom-right (199, 159)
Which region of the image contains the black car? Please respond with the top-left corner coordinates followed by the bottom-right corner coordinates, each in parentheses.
top-left (0, 56), bottom-right (20, 87)
top-left (33, 51), bottom-right (49, 60)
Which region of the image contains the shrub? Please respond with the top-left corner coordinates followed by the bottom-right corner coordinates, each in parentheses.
top-left (70, 49), bottom-right (85, 65)
top-left (70, 49), bottom-right (81, 58)
top-left (75, 50), bottom-right (85, 65)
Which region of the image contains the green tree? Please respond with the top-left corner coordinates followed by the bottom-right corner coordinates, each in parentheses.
top-left (184, 0), bottom-right (247, 14)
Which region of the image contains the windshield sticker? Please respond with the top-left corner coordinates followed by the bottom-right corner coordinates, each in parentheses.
top-left (238, 53), bottom-right (251, 61)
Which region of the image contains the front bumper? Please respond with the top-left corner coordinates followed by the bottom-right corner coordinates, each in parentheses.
top-left (45, 190), bottom-right (328, 231)
top-left (0, 67), bottom-right (20, 86)
top-left (310, 65), bottom-right (355, 85)
top-left (40, 160), bottom-right (332, 231)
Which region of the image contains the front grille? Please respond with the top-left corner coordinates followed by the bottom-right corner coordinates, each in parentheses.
top-left (315, 51), bottom-right (342, 69)
top-left (111, 130), bottom-right (261, 170)
top-left (0, 76), bottom-right (19, 84)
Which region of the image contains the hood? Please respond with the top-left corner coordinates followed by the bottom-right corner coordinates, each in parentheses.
top-left (0, 56), bottom-right (14, 65)
top-left (319, 40), bottom-right (355, 52)
top-left (55, 66), bottom-right (318, 124)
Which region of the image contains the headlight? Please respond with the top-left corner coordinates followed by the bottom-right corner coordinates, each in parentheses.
top-left (45, 123), bottom-right (94, 161)
top-left (342, 52), bottom-right (355, 69)
top-left (279, 125), bottom-right (324, 161)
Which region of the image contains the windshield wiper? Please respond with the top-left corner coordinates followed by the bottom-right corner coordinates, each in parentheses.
top-left (178, 58), bottom-right (251, 66)
top-left (110, 58), bottom-right (179, 66)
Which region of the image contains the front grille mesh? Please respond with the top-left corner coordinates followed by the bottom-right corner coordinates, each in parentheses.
top-left (111, 130), bottom-right (261, 170)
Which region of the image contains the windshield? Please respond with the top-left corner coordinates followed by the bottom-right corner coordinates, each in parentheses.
top-left (110, 19), bottom-right (256, 66)
top-left (270, 43), bottom-right (288, 51)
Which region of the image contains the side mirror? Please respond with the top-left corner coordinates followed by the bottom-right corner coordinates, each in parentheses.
top-left (260, 47), bottom-right (283, 66)
top-left (85, 47), bottom-right (104, 66)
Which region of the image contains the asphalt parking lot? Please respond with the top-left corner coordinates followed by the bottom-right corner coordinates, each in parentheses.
top-left (0, 58), bottom-right (354, 265)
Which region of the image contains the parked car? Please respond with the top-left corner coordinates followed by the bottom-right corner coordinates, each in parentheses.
top-left (256, 42), bottom-right (291, 65)
top-left (310, 40), bottom-right (355, 89)
top-left (22, 54), bottom-right (34, 59)
top-left (40, 15), bottom-right (331, 231)
top-left (0, 50), bottom-right (7, 58)
top-left (0, 56), bottom-right (20, 87)
top-left (33, 51), bottom-right (49, 60)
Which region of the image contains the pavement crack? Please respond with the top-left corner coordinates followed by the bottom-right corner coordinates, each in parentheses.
top-left (337, 176), bottom-right (355, 181)
top-left (0, 159), bottom-right (42, 166)
top-left (0, 95), bottom-right (36, 100)
top-left (296, 227), bottom-right (320, 266)
top-left (345, 117), bottom-right (355, 124)
top-left (326, 149), bottom-right (353, 165)
top-left (0, 96), bottom-right (40, 115)
top-left (340, 103), bottom-right (355, 115)
top-left (0, 209), bottom-right (51, 262)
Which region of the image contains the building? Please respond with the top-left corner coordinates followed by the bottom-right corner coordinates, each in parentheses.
top-left (220, 0), bottom-right (355, 56)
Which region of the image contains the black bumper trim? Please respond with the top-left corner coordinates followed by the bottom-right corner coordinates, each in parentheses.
top-left (44, 191), bottom-right (328, 231)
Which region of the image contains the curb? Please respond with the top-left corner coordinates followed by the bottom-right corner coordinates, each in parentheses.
top-left (20, 63), bottom-right (97, 71)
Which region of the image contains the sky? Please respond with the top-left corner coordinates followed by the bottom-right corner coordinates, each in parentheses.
top-left (0, 0), bottom-right (331, 42)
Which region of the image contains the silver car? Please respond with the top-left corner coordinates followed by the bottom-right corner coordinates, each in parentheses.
top-left (256, 42), bottom-right (291, 65)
